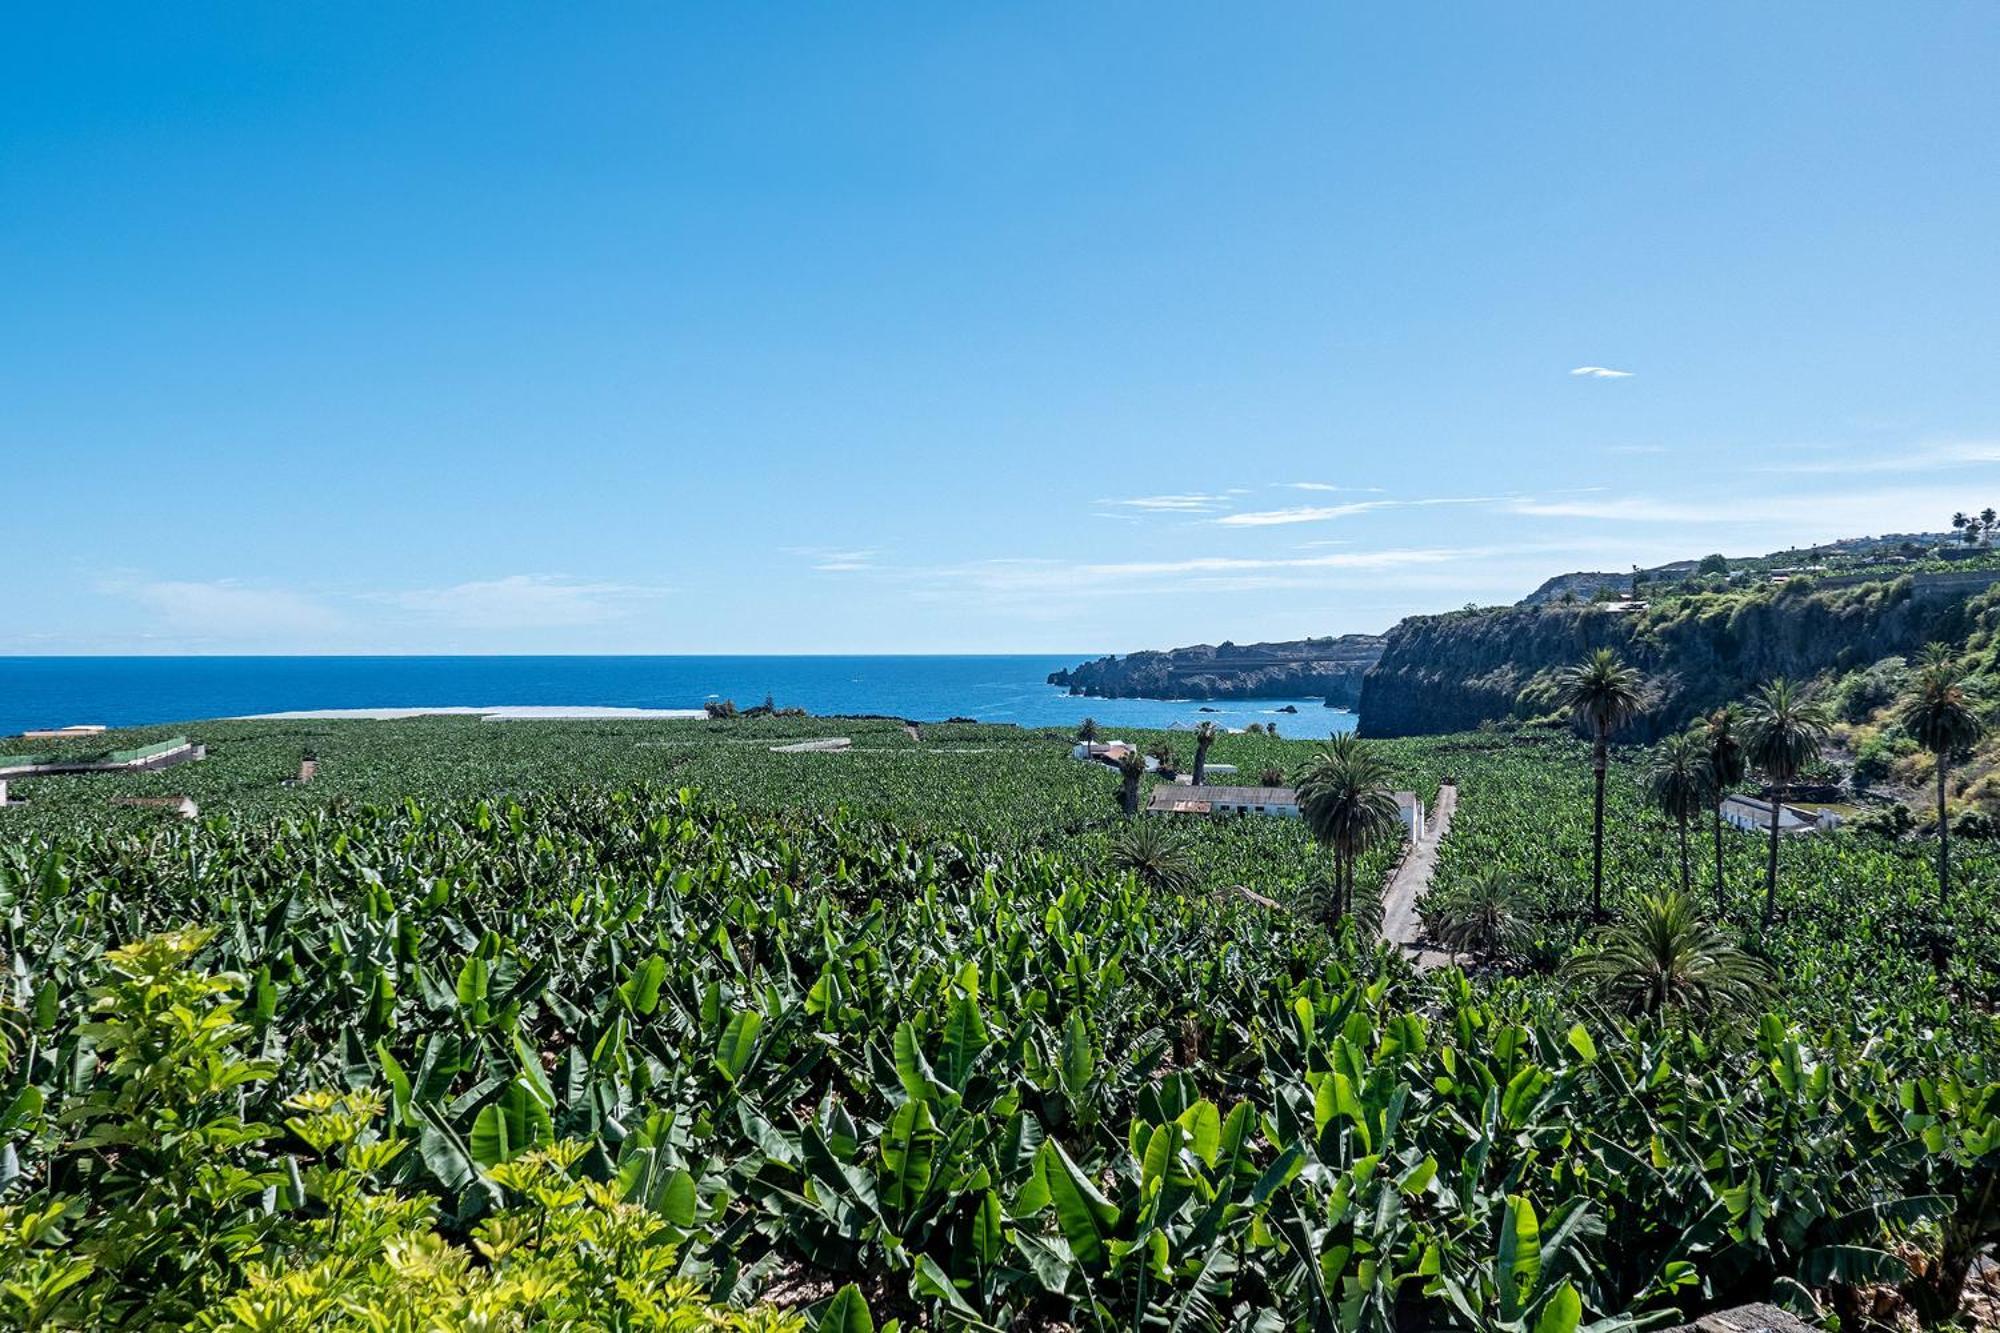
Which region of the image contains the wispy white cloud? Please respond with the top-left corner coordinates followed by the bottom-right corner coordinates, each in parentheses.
top-left (1764, 439), bottom-right (2000, 476)
top-left (1213, 496), bottom-right (1497, 527)
top-left (100, 577), bottom-right (345, 638)
top-left (785, 546), bottom-right (881, 572)
top-left (1504, 486), bottom-right (1969, 532)
top-left (1097, 493), bottom-right (1235, 514)
top-left (1570, 366), bottom-right (1634, 379)
top-left (1286, 482), bottom-right (1386, 493)
top-left (907, 547), bottom-right (1482, 605)
top-left (386, 575), bottom-right (665, 629)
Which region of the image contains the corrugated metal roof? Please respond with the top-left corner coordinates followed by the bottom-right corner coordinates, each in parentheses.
top-left (1157, 785), bottom-right (1297, 804)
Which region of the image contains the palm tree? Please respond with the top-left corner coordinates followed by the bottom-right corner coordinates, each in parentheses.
top-left (1293, 734), bottom-right (1402, 928)
top-left (1644, 731), bottom-right (1714, 897)
top-left (1742, 677), bottom-right (1831, 924)
top-left (1114, 749), bottom-right (1147, 816)
top-left (1565, 891), bottom-right (1769, 1018)
top-left (1698, 704), bottom-right (1747, 912)
top-left (1191, 721), bottom-right (1219, 785)
top-left (1109, 819), bottom-right (1197, 893)
top-left (1554, 649), bottom-right (1646, 916)
top-left (1896, 644), bottom-right (1987, 907)
top-left (1425, 867), bottom-right (1524, 962)
top-left (1147, 741), bottom-right (1180, 777)
top-left (1076, 717), bottom-right (1099, 749)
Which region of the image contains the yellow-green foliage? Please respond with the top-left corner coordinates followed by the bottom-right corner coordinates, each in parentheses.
top-left (0, 932), bottom-right (800, 1333)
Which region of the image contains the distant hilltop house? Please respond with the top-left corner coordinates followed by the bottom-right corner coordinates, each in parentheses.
top-left (1148, 784), bottom-right (1427, 839)
top-left (1720, 794), bottom-right (1840, 835)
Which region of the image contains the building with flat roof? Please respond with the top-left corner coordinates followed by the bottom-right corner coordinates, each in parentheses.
top-left (1720, 794), bottom-right (1839, 834)
top-left (1148, 785), bottom-right (1299, 817)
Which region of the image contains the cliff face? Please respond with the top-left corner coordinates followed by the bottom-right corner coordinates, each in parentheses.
top-left (1049, 635), bottom-right (1385, 707)
top-left (1359, 578), bottom-right (1989, 738)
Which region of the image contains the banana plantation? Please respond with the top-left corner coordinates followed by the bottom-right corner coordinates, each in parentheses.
top-left (0, 715), bottom-right (1993, 1330)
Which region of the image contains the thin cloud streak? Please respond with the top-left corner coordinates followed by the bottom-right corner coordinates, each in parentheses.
top-left (1570, 366), bottom-right (1634, 379)
top-left (1096, 493), bottom-right (1234, 513)
top-left (1214, 496), bottom-right (1498, 527)
top-left (1505, 486), bottom-right (1971, 532)
top-left (786, 546), bottom-right (882, 571)
top-left (385, 575), bottom-right (666, 629)
top-left (1763, 440), bottom-right (2000, 476)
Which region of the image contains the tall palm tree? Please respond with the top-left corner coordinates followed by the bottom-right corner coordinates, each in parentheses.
top-left (1896, 644), bottom-right (1987, 907)
top-left (1564, 891), bottom-right (1769, 1018)
top-left (1076, 717), bottom-right (1099, 749)
top-left (1742, 677), bottom-right (1831, 924)
top-left (1115, 749), bottom-right (1147, 816)
top-left (1554, 649), bottom-right (1646, 917)
top-left (1293, 734), bottom-right (1402, 928)
top-left (1191, 721), bottom-right (1219, 785)
top-left (1644, 731), bottom-right (1714, 897)
top-left (1698, 704), bottom-right (1747, 912)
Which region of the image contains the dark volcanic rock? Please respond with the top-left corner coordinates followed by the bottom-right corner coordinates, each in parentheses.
top-left (1048, 635), bottom-right (1384, 707)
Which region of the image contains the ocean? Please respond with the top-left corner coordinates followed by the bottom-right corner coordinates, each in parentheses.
top-left (0, 656), bottom-right (1358, 738)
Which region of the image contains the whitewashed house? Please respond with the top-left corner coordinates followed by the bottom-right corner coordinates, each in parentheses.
top-left (1148, 784), bottom-right (1301, 817)
top-left (1394, 791), bottom-right (1426, 842)
top-left (1720, 795), bottom-right (1839, 835)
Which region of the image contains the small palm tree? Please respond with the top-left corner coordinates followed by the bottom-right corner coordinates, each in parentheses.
top-left (1258, 765), bottom-right (1286, 787)
top-left (1565, 891), bottom-right (1770, 1018)
top-left (1554, 649), bottom-right (1646, 916)
top-left (1115, 749), bottom-right (1147, 816)
top-left (1293, 734), bottom-right (1402, 928)
top-left (1147, 741), bottom-right (1180, 777)
top-left (1191, 721), bottom-right (1219, 785)
top-left (1896, 644), bottom-right (1987, 907)
top-left (1076, 717), bottom-right (1099, 748)
top-left (1698, 704), bottom-right (1747, 911)
top-left (1426, 867), bottom-right (1524, 962)
top-left (1742, 677), bottom-right (1831, 924)
top-left (1109, 819), bottom-right (1197, 894)
top-left (1645, 731), bottom-right (1714, 897)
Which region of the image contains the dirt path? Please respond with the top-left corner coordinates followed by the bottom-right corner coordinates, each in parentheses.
top-left (1380, 783), bottom-right (1457, 969)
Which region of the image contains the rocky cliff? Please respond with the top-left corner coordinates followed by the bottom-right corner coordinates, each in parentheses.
top-left (1049, 635), bottom-right (1385, 707)
top-left (1358, 576), bottom-right (1993, 738)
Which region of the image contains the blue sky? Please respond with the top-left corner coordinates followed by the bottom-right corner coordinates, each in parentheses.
top-left (6, 3), bottom-right (1998, 654)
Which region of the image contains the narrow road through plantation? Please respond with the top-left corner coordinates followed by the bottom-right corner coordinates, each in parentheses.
top-left (1381, 782), bottom-right (1457, 969)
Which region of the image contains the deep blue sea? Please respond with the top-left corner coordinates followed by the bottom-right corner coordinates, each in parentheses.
top-left (0, 657), bottom-right (1357, 737)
